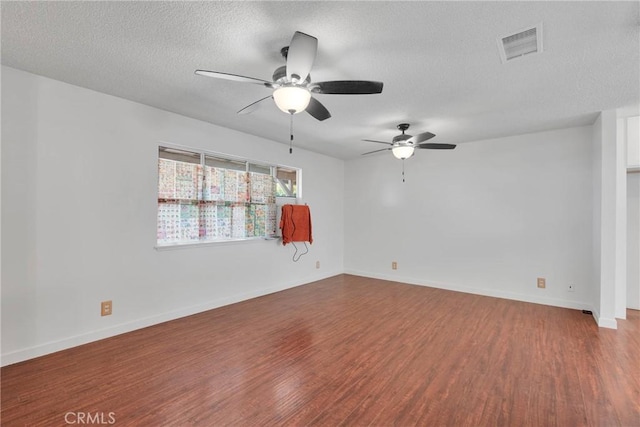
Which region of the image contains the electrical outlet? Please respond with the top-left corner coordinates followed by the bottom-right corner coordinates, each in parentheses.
top-left (101, 300), bottom-right (112, 316)
top-left (537, 278), bottom-right (546, 289)
top-left (392, 261), bottom-right (398, 270)
top-left (316, 260), bottom-right (320, 269)
top-left (568, 284), bottom-right (575, 292)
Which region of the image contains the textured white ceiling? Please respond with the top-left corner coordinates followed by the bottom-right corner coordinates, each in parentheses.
top-left (2, 1), bottom-right (639, 159)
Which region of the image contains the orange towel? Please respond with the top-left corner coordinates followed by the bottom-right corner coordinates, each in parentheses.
top-left (280, 204), bottom-right (313, 245)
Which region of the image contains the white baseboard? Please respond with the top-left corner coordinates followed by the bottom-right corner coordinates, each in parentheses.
top-left (591, 308), bottom-right (618, 329)
top-left (344, 269), bottom-right (598, 314)
top-left (1, 270), bottom-right (341, 367)
top-left (3, 268), bottom-right (616, 366)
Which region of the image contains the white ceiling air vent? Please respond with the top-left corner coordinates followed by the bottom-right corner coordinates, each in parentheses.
top-left (497, 23), bottom-right (543, 63)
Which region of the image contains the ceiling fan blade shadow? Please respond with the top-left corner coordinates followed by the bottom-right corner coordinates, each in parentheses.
top-left (362, 147), bottom-right (392, 155)
top-left (416, 143), bottom-right (457, 150)
top-left (306, 97), bottom-right (331, 121)
top-left (314, 80), bottom-right (383, 94)
top-left (286, 31), bottom-right (317, 83)
top-left (195, 70), bottom-right (273, 87)
top-left (408, 132), bottom-right (436, 144)
top-left (237, 95), bottom-right (273, 115)
top-left (363, 139), bottom-right (392, 145)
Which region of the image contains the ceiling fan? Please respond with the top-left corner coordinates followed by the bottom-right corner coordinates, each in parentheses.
top-left (195, 31), bottom-right (384, 121)
top-left (362, 123), bottom-right (456, 159)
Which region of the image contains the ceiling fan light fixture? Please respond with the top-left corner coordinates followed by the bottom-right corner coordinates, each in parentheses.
top-left (273, 85), bottom-right (311, 114)
top-left (392, 145), bottom-right (415, 160)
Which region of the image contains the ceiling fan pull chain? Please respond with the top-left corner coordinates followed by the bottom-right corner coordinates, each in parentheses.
top-left (289, 112), bottom-right (294, 154)
top-left (402, 159), bottom-right (406, 182)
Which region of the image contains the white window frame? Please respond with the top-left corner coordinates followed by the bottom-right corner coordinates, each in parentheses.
top-left (155, 142), bottom-right (301, 250)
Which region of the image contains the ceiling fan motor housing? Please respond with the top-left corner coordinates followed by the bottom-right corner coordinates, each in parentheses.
top-left (392, 134), bottom-right (412, 144)
top-left (272, 65), bottom-right (310, 86)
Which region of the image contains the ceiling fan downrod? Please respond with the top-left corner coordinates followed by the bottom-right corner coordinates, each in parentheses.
top-left (398, 123), bottom-right (410, 134)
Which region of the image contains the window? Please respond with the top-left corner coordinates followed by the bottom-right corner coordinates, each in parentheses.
top-left (275, 166), bottom-right (299, 198)
top-left (156, 146), bottom-right (296, 247)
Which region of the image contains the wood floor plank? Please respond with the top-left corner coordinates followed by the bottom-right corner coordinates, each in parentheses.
top-left (2, 274), bottom-right (639, 426)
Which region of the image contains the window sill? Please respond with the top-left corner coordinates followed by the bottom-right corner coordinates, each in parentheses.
top-left (155, 236), bottom-right (279, 251)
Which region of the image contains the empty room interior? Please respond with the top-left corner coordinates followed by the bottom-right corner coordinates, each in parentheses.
top-left (2, 2), bottom-right (639, 426)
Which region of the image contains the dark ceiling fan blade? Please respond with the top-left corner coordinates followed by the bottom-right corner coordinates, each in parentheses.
top-left (237, 95), bottom-right (273, 115)
top-left (407, 131), bottom-right (436, 144)
top-left (363, 139), bottom-right (392, 145)
top-left (286, 31), bottom-right (318, 83)
top-left (195, 70), bottom-right (273, 87)
top-left (313, 80), bottom-right (384, 95)
top-left (306, 97), bottom-right (331, 121)
top-left (362, 147), bottom-right (392, 155)
top-left (416, 143), bottom-right (457, 150)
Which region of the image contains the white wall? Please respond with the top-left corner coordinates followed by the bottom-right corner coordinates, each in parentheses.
top-left (628, 116), bottom-right (640, 169)
top-left (1, 66), bottom-right (345, 365)
top-left (345, 126), bottom-right (595, 312)
top-left (627, 115), bottom-right (640, 310)
top-left (592, 115), bottom-right (603, 320)
top-left (615, 117), bottom-right (627, 319)
top-left (628, 173), bottom-right (640, 310)
top-left (0, 68), bottom-right (3, 360)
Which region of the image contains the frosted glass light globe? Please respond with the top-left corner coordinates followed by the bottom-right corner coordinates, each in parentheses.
top-left (273, 86), bottom-right (311, 114)
top-left (392, 145), bottom-right (415, 159)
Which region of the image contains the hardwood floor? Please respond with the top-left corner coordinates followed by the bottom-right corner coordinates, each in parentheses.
top-left (2, 274), bottom-right (639, 426)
